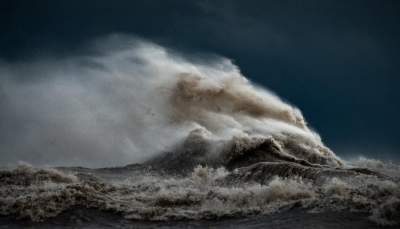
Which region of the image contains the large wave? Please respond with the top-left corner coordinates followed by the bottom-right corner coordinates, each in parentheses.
top-left (0, 35), bottom-right (338, 168)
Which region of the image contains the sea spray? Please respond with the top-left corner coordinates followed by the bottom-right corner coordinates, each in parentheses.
top-left (1, 35), bottom-right (337, 168)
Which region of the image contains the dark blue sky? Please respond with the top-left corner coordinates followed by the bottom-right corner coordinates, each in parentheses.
top-left (1, 0), bottom-right (400, 160)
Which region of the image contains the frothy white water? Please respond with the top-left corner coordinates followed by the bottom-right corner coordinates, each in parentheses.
top-left (0, 163), bottom-right (399, 225)
top-left (0, 35), bottom-right (336, 167)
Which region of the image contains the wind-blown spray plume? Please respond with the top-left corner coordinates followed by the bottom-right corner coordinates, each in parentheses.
top-left (0, 36), bottom-right (339, 168)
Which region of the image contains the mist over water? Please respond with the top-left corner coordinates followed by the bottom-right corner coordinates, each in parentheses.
top-left (0, 36), bottom-right (335, 167)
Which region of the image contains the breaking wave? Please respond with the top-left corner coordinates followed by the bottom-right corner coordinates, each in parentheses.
top-left (0, 35), bottom-right (338, 168)
top-left (0, 36), bottom-right (399, 226)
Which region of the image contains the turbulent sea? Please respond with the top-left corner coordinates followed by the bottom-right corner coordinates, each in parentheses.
top-left (0, 157), bottom-right (399, 228)
top-left (0, 36), bottom-right (399, 228)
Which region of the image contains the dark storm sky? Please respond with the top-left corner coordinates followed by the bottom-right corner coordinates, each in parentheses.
top-left (1, 0), bottom-right (400, 160)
